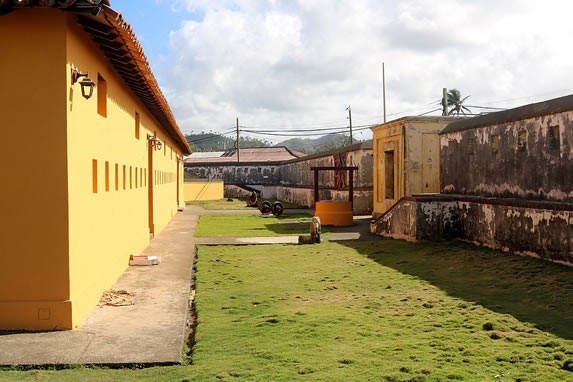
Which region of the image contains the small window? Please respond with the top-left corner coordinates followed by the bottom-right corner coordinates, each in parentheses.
top-left (135, 112), bottom-right (140, 139)
top-left (384, 151), bottom-right (395, 199)
top-left (517, 130), bottom-right (527, 152)
top-left (258, 167), bottom-right (262, 174)
top-left (130, 166), bottom-right (133, 189)
top-left (97, 73), bottom-right (107, 118)
top-left (105, 161), bottom-right (109, 192)
top-left (115, 163), bottom-right (119, 191)
top-left (92, 159), bottom-right (98, 193)
top-left (491, 134), bottom-right (500, 154)
top-left (123, 165), bottom-right (126, 190)
top-left (135, 167), bottom-right (138, 189)
top-left (547, 125), bottom-right (560, 151)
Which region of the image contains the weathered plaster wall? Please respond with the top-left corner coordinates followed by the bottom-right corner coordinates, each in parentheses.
top-left (372, 195), bottom-right (573, 265)
top-left (371, 199), bottom-right (416, 241)
top-left (371, 197), bottom-right (458, 242)
top-left (276, 144), bottom-right (373, 213)
top-left (457, 200), bottom-right (573, 264)
top-left (440, 111), bottom-right (573, 202)
top-left (185, 163), bottom-right (281, 185)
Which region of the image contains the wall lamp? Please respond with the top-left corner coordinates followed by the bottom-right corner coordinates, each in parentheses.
top-left (147, 134), bottom-right (163, 151)
top-left (71, 68), bottom-right (96, 99)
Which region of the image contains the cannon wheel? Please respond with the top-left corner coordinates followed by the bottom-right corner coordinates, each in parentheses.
top-left (260, 201), bottom-right (272, 215)
top-left (272, 202), bottom-right (284, 217)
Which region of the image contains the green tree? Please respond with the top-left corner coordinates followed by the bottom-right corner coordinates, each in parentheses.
top-left (442, 89), bottom-right (472, 116)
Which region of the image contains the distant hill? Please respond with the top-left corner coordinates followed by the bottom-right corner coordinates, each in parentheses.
top-left (186, 132), bottom-right (355, 154)
top-left (277, 133), bottom-right (351, 154)
top-left (185, 133), bottom-right (271, 152)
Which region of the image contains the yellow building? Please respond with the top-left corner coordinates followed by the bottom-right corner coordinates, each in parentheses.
top-left (0, 1), bottom-right (191, 330)
top-left (371, 117), bottom-right (454, 219)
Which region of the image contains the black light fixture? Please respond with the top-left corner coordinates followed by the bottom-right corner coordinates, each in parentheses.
top-left (71, 68), bottom-right (96, 99)
top-left (147, 134), bottom-right (163, 151)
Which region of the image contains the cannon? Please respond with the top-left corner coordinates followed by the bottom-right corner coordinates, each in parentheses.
top-left (260, 201), bottom-right (284, 217)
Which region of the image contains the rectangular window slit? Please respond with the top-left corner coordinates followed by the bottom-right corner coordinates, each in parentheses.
top-left (92, 159), bottom-right (98, 193)
top-left (105, 161), bottom-right (109, 192)
top-left (115, 163), bottom-right (119, 191)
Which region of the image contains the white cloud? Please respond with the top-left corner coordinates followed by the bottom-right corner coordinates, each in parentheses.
top-left (155, 0), bottom-right (573, 142)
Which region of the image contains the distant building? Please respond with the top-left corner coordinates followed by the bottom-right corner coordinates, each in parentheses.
top-left (184, 146), bottom-right (306, 184)
top-left (185, 143), bottom-right (374, 214)
top-left (0, 1), bottom-right (191, 330)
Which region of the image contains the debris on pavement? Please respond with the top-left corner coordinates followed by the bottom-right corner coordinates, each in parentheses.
top-left (98, 289), bottom-right (135, 307)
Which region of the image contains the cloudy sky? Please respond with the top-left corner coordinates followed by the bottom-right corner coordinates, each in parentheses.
top-left (114, 0), bottom-right (573, 143)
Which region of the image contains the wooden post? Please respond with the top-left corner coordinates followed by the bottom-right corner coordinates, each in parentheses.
top-left (313, 168), bottom-right (319, 204)
top-left (349, 170), bottom-right (354, 205)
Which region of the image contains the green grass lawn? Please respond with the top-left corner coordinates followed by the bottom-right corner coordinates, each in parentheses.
top-left (186, 198), bottom-right (307, 210)
top-left (2, 240), bottom-right (573, 381)
top-left (195, 214), bottom-right (328, 237)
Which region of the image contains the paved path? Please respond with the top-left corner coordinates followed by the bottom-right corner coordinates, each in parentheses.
top-left (0, 206), bottom-right (377, 367)
top-left (0, 208), bottom-right (198, 367)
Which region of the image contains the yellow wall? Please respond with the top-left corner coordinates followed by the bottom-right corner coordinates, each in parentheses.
top-left (0, 9), bottom-right (187, 330)
top-left (65, 17), bottom-right (185, 327)
top-left (372, 121), bottom-right (405, 217)
top-left (372, 117), bottom-right (449, 218)
top-left (0, 10), bottom-right (72, 330)
top-left (184, 180), bottom-right (224, 201)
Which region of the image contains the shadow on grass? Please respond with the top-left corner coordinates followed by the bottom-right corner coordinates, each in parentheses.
top-left (262, 213), bottom-right (314, 235)
top-left (338, 239), bottom-right (573, 340)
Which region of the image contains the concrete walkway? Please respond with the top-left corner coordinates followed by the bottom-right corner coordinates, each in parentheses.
top-left (0, 207), bottom-right (198, 367)
top-left (0, 206), bottom-right (376, 367)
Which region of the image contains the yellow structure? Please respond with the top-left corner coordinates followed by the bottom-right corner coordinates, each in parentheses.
top-left (0, 2), bottom-right (191, 330)
top-left (184, 180), bottom-right (224, 201)
top-left (314, 201), bottom-right (354, 226)
top-left (371, 117), bottom-right (454, 219)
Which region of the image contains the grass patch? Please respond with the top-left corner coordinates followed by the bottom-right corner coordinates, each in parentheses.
top-left (184, 241), bottom-right (572, 381)
top-left (195, 214), bottom-right (329, 237)
top-left (186, 198), bottom-right (306, 210)
top-left (2, 240), bottom-right (572, 381)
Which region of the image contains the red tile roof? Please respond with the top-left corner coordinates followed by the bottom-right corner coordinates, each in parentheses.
top-left (185, 146), bottom-right (306, 164)
top-left (0, 0), bottom-right (191, 155)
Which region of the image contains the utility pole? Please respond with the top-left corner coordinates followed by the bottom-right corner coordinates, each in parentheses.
top-left (346, 106), bottom-right (353, 145)
top-left (236, 117), bottom-right (240, 162)
top-left (382, 62), bottom-right (387, 123)
top-left (442, 88), bottom-right (449, 116)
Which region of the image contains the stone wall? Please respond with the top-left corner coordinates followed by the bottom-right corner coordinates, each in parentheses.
top-left (440, 110), bottom-right (573, 202)
top-left (275, 142), bottom-right (373, 214)
top-left (372, 195), bottom-right (573, 266)
top-left (185, 163), bottom-right (281, 185)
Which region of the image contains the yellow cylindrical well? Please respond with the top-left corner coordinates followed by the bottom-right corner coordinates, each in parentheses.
top-left (314, 201), bottom-right (353, 226)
